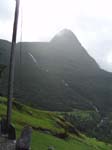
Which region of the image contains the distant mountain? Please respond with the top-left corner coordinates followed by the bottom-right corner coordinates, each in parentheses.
top-left (0, 29), bottom-right (112, 115)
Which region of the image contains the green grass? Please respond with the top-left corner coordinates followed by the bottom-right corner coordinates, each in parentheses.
top-left (0, 96), bottom-right (112, 150)
top-left (31, 132), bottom-right (112, 150)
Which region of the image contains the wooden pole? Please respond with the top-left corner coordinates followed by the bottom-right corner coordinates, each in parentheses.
top-left (7, 0), bottom-right (20, 129)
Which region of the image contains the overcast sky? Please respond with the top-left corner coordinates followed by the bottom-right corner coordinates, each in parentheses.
top-left (1, 0), bottom-right (112, 72)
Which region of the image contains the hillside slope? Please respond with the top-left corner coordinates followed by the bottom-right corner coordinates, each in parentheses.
top-left (0, 29), bottom-right (112, 114)
top-left (0, 97), bottom-right (111, 150)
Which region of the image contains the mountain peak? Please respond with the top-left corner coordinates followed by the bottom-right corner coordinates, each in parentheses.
top-left (57, 29), bottom-right (75, 36)
top-left (51, 29), bottom-right (80, 45)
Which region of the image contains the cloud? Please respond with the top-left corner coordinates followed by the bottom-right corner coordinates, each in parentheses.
top-left (0, 0), bottom-right (14, 21)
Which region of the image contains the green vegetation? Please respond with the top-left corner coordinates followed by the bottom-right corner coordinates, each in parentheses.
top-left (62, 109), bottom-right (112, 143)
top-left (62, 109), bottom-right (100, 135)
top-left (31, 132), bottom-right (112, 150)
top-left (0, 97), bottom-right (112, 150)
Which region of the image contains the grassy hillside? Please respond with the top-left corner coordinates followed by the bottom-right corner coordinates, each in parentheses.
top-left (0, 97), bottom-right (111, 150)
